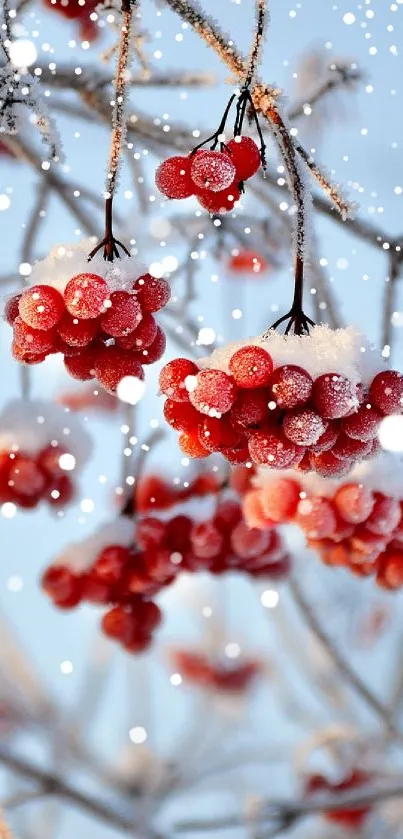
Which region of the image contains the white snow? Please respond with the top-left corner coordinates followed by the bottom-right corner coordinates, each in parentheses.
top-left (53, 517), bottom-right (134, 572)
top-left (199, 325), bottom-right (384, 387)
top-left (0, 399), bottom-right (92, 468)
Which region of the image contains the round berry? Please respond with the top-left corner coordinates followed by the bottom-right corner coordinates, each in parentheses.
top-left (93, 545), bottom-right (129, 585)
top-left (64, 348), bottom-right (97, 381)
top-left (248, 429), bottom-right (297, 468)
top-left (100, 291), bottom-right (142, 337)
top-left (133, 275), bottom-right (171, 313)
top-left (230, 389), bottom-right (269, 429)
top-left (178, 431), bottom-right (210, 458)
top-left (312, 373), bottom-right (358, 419)
top-left (163, 399), bottom-right (199, 432)
top-left (199, 416), bottom-right (242, 451)
top-left (283, 408), bottom-right (326, 446)
top-left (190, 149), bottom-right (236, 192)
top-left (197, 183), bottom-right (240, 214)
top-left (4, 293), bottom-right (22, 325)
top-left (269, 365), bottom-right (313, 409)
top-left (369, 370), bottom-right (403, 415)
top-left (11, 341), bottom-right (47, 364)
top-left (310, 422), bottom-right (339, 453)
top-left (365, 494), bottom-right (401, 535)
top-left (229, 345), bottom-right (273, 388)
top-left (377, 551), bottom-right (403, 590)
top-left (94, 346), bottom-right (144, 394)
top-left (334, 483), bottom-right (375, 524)
top-left (117, 313), bottom-right (157, 350)
top-left (14, 316), bottom-right (56, 354)
top-left (8, 456), bottom-right (47, 499)
top-left (64, 273), bottom-right (109, 319)
top-left (19, 284), bottom-right (64, 330)
top-left (225, 136), bottom-right (261, 180)
top-left (155, 156), bottom-right (194, 199)
top-left (230, 520), bottom-right (272, 560)
top-left (261, 478), bottom-right (301, 522)
top-left (191, 522), bottom-right (224, 560)
top-left (296, 497), bottom-right (337, 539)
top-left (342, 403), bottom-right (382, 441)
top-left (310, 451), bottom-right (353, 478)
top-left (228, 250), bottom-right (268, 275)
top-left (42, 565), bottom-right (82, 609)
top-left (140, 326), bottom-right (166, 363)
top-left (332, 433), bottom-right (373, 461)
top-left (57, 312), bottom-right (98, 347)
top-left (159, 358), bottom-right (199, 401)
top-left (188, 369), bottom-right (237, 416)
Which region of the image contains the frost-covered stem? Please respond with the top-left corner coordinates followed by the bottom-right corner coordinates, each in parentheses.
top-left (245, 0), bottom-right (268, 88)
top-left (0, 746), bottom-right (134, 832)
top-left (288, 64), bottom-right (362, 122)
top-left (105, 2), bottom-right (134, 200)
top-left (381, 252), bottom-right (401, 355)
top-left (289, 576), bottom-right (403, 743)
top-left (293, 142), bottom-right (350, 220)
top-left (162, 0), bottom-right (351, 218)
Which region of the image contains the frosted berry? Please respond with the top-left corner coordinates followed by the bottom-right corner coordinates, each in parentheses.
top-left (64, 348), bottom-right (96, 380)
top-left (369, 370), bottom-right (403, 415)
top-left (310, 450), bottom-right (352, 477)
top-left (225, 136), bottom-right (261, 180)
top-left (100, 291), bottom-right (142, 337)
top-left (310, 422), bottom-right (339, 453)
top-left (117, 314), bottom-right (157, 350)
top-left (365, 494), bottom-right (401, 535)
top-left (179, 432), bottom-right (209, 458)
top-left (159, 358), bottom-right (199, 401)
top-left (140, 325), bottom-right (166, 363)
top-left (283, 409), bottom-right (326, 446)
top-left (155, 156), bottom-right (194, 199)
top-left (8, 456), bottom-right (46, 498)
top-left (4, 293), bottom-right (22, 325)
top-left (221, 445), bottom-right (250, 465)
top-left (377, 550), bottom-right (403, 590)
top-left (133, 275), bottom-right (171, 313)
top-left (332, 433), bottom-right (373, 461)
top-left (19, 284), bottom-right (64, 330)
top-left (197, 184), bottom-right (240, 214)
top-left (342, 403), bottom-right (382, 441)
top-left (190, 150), bottom-right (236, 192)
top-left (37, 444), bottom-right (67, 478)
top-left (199, 416), bottom-right (242, 451)
top-left (14, 316), bottom-right (56, 354)
top-left (92, 545), bottom-right (129, 585)
top-left (191, 522), bottom-right (224, 560)
top-left (163, 399), bottom-right (199, 432)
top-left (248, 429), bottom-right (297, 468)
top-left (94, 347), bottom-right (144, 394)
top-left (64, 273), bottom-right (109, 319)
top-left (312, 373), bottom-right (357, 419)
top-left (230, 389), bottom-right (269, 429)
top-left (230, 520), bottom-right (271, 560)
top-left (261, 478), bottom-right (301, 522)
top-left (334, 484), bottom-right (375, 524)
top-left (57, 312), bottom-right (98, 347)
top-left (188, 369), bottom-right (237, 416)
top-left (12, 342), bottom-right (47, 364)
top-left (229, 345), bottom-right (273, 388)
top-left (296, 497), bottom-right (337, 539)
top-left (269, 365), bottom-right (313, 409)
top-left (42, 566), bottom-right (82, 609)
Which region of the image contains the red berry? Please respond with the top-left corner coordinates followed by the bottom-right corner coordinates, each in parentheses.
top-left (365, 494), bottom-right (401, 535)
top-left (377, 550), bottom-right (403, 590)
top-left (269, 365), bottom-right (313, 409)
top-left (4, 293), bottom-right (22, 325)
top-left (332, 433), bottom-right (373, 461)
top-left (188, 369), bottom-right (237, 416)
top-left (349, 527), bottom-right (387, 562)
top-left (37, 444), bottom-right (67, 478)
top-left (64, 348), bottom-right (96, 381)
top-left (230, 389), bottom-right (269, 429)
top-left (214, 500), bottom-right (242, 531)
top-left (179, 431), bottom-right (210, 458)
top-left (163, 399), bottom-right (199, 433)
top-left (11, 341), bottom-right (47, 364)
top-left (46, 474), bottom-right (75, 507)
top-left (19, 284), bottom-right (64, 330)
top-left (310, 451), bottom-right (353, 477)
top-left (102, 605), bottom-right (136, 644)
top-left (100, 291), bottom-right (142, 337)
top-left (117, 314), bottom-right (157, 350)
top-left (334, 483), bottom-right (375, 524)
top-left (248, 429), bottom-right (297, 468)
top-left (243, 489), bottom-right (275, 529)
top-left (369, 370), bottom-right (403, 415)
top-left (228, 250), bottom-right (268, 275)
top-left (14, 316), bottom-right (56, 354)
top-left (283, 409), bottom-right (326, 446)
top-left (225, 136), bottom-right (261, 180)
top-left (191, 522), bottom-right (224, 560)
top-left (229, 345), bottom-right (273, 388)
top-left (197, 183), bottom-right (240, 214)
top-left (199, 416), bottom-right (242, 451)
top-left (57, 312), bottom-right (98, 347)
top-left (221, 445), bottom-right (250, 464)
top-left (42, 565), bottom-right (82, 609)
top-left (159, 358), bottom-right (199, 402)
top-left (94, 346), bottom-right (144, 394)
top-left (230, 520), bottom-right (272, 560)
top-left (190, 149), bottom-right (236, 192)
top-left (312, 373), bottom-right (358, 419)
top-left (64, 273), bottom-right (109, 319)
top-left (140, 325), bottom-right (166, 363)
top-left (135, 475), bottom-right (177, 512)
top-left (155, 156), bottom-right (194, 199)
top-left (133, 275), bottom-right (171, 313)
top-left (135, 516), bottom-right (166, 549)
top-left (8, 456), bottom-right (47, 499)
top-left (296, 497), bottom-right (337, 539)
top-left (342, 403), bottom-right (382, 441)
top-left (310, 422), bottom-right (339, 453)
top-left (261, 478), bottom-right (301, 522)
top-left (92, 545), bottom-right (129, 585)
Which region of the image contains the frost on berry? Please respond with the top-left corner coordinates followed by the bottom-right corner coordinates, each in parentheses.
top-left (229, 346), bottom-right (273, 389)
top-left (248, 429), bottom-right (297, 468)
top-left (159, 358), bottom-right (199, 401)
top-left (334, 484), bottom-right (374, 524)
top-left (133, 275), bottom-right (171, 313)
top-left (64, 273), bottom-right (109, 320)
top-left (188, 369), bottom-right (237, 416)
top-left (369, 370), bottom-right (403, 415)
top-left (283, 409), bottom-right (326, 446)
top-left (94, 347), bottom-right (144, 395)
top-left (269, 365), bottom-right (313, 409)
top-left (225, 137), bottom-right (261, 181)
top-left (197, 184), bottom-right (241, 214)
top-left (190, 150), bottom-right (236, 193)
top-left (14, 317), bottom-right (56, 355)
top-left (100, 291), bottom-right (142, 337)
top-left (19, 285), bottom-right (65, 330)
top-left (57, 313), bottom-right (98, 347)
top-left (155, 156), bottom-right (194, 199)
top-left (312, 373), bottom-right (358, 419)
top-left (296, 497), bottom-right (337, 539)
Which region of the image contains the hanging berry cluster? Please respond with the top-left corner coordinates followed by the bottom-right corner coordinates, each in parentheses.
top-left (171, 649), bottom-right (263, 694)
top-left (134, 471), bottom-right (223, 513)
top-left (244, 456), bottom-right (403, 590)
top-left (5, 247), bottom-right (170, 395)
top-left (159, 326), bottom-right (402, 476)
top-left (42, 493), bottom-right (290, 654)
top-left (304, 770), bottom-right (372, 830)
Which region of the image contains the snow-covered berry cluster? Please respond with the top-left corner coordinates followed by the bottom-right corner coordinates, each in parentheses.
top-left (155, 136), bottom-right (261, 214)
top-left (159, 327), bottom-right (402, 476)
top-left (245, 455), bottom-right (403, 590)
top-left (171, 649), bottom-right (263, 694)
top-left (5, 241), bottom-right (170, 395)
top-left (42, 496), bottom-right (289, 654)
top-left (134, 471), bottom-right (222, 513)
top-left (0, 400), bottom-right (91, 511)
top-left (305, 770), bottom-right (372, 829)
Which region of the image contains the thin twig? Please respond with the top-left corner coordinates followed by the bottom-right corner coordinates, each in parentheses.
top-left (245, 0), bottom-right (268, 88)
top-left (289, 575), bottom-right (403, 743)
top-left (106, 3), bottom-right (133, 199)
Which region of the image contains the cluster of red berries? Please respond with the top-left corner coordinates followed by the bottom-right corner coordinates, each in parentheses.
top-left (42, 498), bottom-right (289, 654)
top-left (155, 137), bottom-right (261, 214)
top-left (43, 0), bottom-right (100, 41)
top-left (305, 770), bottom-right (372, 829)
top-left (159, 346), bottom-right (403, 475)
top-left (227, 249), bottom-right (269, 276)
top-left (134, 472), bottom-right (223, 513)
top-left (244, 475), bottom-right (403, 589)
top-left (0, 444), bottom-right (75, 510)
top-left (171, 649), bottom-right (262, 693)
top-left (6, 272), bottom-right (170, 394)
